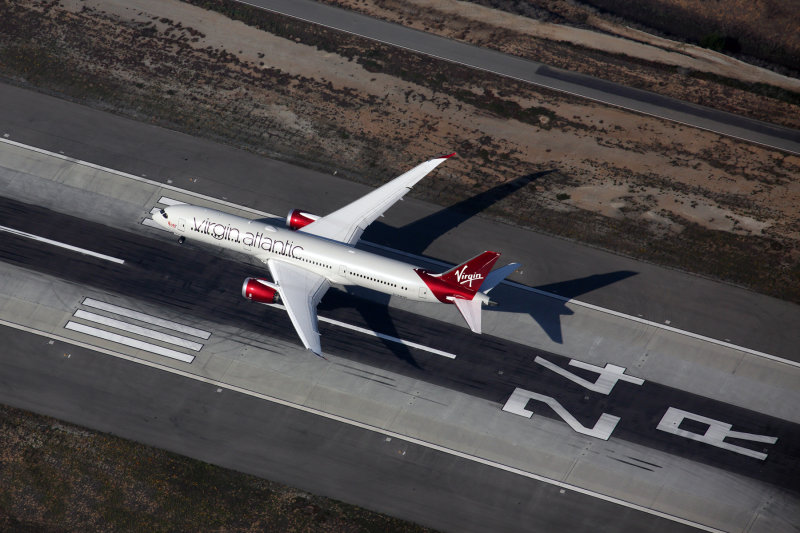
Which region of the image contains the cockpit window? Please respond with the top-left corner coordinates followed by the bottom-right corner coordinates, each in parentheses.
top-left (160, 209), bottom-right (168, 219)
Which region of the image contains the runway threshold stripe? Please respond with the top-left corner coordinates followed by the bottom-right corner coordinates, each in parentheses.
top-left (2, 137), bottom-right (794, 368)
top-left (0, 224), bottom-right (125, 265)
top-left (64, 321), bottom-right (195, 363)
top-left (157, 197), bottom-right (185, 206)
top-left (74, 310), bottom-right (203, 351)
top-left (83, 298), bottom-right (211, 339)
top-left (141, 218), bottom-right (163, 230)
top-left (4, 318), bottom-right (722, 533)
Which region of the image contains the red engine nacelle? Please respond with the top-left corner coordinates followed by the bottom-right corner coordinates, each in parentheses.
top-left (242, 278), bottom-right (281, 304)
top-left (286, 209), bottom-right (320, 230)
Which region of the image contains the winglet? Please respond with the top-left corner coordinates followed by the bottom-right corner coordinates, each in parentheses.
top-left (439, 152), bottom-right (457, 159)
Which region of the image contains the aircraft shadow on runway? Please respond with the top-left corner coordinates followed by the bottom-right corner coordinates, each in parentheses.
top-left (318, 288), bottom-right (424, 368)
top-left (317, 170), bottom-right (555, 365)
top-left (321, 170), bottom-right (636, 359)
top-left (489, 271), bottom-right (638, 344)
top-left (359, 169), bottom-right (637, 347)
top-left (365, 169), bottom-right (555, 255)
top-left (320, 270), bottom-right (638, 368)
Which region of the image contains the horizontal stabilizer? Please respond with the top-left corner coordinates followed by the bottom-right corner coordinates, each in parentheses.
top-left (481, 262), bottom-right (521, 294)
top-left (453, 297), bottom-right (482, 334)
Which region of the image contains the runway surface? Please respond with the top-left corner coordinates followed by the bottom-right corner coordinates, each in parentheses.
top-left (243, 0), bottom-right (800, 155)
top-left (1, 195), bottom-right (798, 496)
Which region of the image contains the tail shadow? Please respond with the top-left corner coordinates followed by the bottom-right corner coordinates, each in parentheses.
top-left (364, 170), bottom-right (555, 255)
top-left (490, 271), bottom-right (638, 343)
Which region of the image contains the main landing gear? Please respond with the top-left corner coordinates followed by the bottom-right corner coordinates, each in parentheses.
top-left (177, 236), bottom-right (185, 244)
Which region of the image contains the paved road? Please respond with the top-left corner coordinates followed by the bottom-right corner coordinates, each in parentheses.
top-left (0, 325), bottom-right (702, 533)
top-left (2, 196), bottom-right (797, 496)
top-left (243, 0), bottom-right (800, 155)
top-left (2, 82), bottom-right (798, 361)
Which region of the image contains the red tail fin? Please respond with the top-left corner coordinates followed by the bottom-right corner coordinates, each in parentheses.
top-left (439, 251), bottom-right (500, 292)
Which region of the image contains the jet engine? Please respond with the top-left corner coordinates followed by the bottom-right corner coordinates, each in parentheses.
top-left (241, 278), bottom-right (281, 304)
top-left (286, 209), bottom-right (320, 230)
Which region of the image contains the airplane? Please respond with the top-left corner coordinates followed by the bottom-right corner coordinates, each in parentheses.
top-left (152, 153), bottom-right (520, 356)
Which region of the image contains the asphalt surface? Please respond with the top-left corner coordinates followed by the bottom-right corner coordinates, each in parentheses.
top-left (1, 82), bottom-right (798, 362)
top-left (2, 196), bottom-right (798, 497)
top-left (0, 325), bottom-right (702, 533)
top-left (244, 0), bottom-right (800, 155)
top-left (2, 86), bottom-right (799, 530)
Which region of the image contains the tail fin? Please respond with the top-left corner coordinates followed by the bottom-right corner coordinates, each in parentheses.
top-left (450, 257), bottom-right (521, 335)
top-left (439, 251), bottom-right (500, 292)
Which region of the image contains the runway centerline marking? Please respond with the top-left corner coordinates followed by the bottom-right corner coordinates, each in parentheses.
top-left (2, 318), bottom-right (723, 533)
top-left (266, 303), bottom-right (457, 359)
top-left (319, 315), bottom-right (456, 359)
top-left (1, 137), bottom-right (795, 368)
top-left (0, 224), bottom-right (125, 265)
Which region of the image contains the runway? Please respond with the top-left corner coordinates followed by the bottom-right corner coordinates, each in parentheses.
top-left (1, 119), bottom-right (799, 531)
top-left (241, 0), bottom-right (800, 155)
top-left (1, 193), bottom-right (798, 491)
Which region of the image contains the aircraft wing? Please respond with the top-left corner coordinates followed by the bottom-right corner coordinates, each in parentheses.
top-left (267, 259), bottom-right (330, 356)
top-left (300, 154), bottom-right (455, 245)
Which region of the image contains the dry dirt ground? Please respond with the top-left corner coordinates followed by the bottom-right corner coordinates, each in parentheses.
top-left (322, 0), bottom-right (800, 128)
top-left (565, 0), bottom-right (800, 73)
top-left (1, 0), bottom-right (798, 301)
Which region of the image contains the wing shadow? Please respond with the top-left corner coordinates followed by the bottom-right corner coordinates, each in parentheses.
top-left (490, 271), bottom-right (638, 343)
top-left (365, 170), bottom-right (555, 254)
top-left (318, 288), bottom-right (423, 369)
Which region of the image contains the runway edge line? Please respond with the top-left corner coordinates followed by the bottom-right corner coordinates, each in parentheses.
top-left (0, 317), bottom-right (724, 533)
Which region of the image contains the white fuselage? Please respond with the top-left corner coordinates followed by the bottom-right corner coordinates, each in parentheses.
top-left (158, 205), bottom-right (440, 302)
